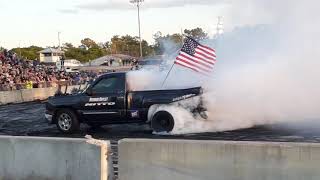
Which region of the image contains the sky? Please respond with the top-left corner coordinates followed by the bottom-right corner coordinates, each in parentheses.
top-left (0, 0), bottom-right (231, 49)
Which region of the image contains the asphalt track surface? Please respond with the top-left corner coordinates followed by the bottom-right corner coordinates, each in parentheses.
top-left (1, 101), bottom-right (320, 142)
top-left (1, 102), bottom-right (320, 177)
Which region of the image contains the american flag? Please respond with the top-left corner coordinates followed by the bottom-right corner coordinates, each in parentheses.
top-left (175, 37), bottom-right (216, 75)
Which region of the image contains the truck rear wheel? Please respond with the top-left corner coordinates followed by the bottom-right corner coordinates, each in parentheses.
top-left (151, 111), bottom-right (174, 133)
top-left (56, 109), bottom-right (80, 134)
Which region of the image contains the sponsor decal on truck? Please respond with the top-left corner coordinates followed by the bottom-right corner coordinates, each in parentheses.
top-left (172, 94), bottom-right (196, 102)
top-left (85, 97), bottom-right (115, 106)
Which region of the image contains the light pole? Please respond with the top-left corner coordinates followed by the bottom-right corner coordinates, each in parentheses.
top-left (58, 32), bottom-right (61, 50)
top-left (215, 16), bottom-right (224, 38)
top-left (130, 0), bottom-right (144, 58)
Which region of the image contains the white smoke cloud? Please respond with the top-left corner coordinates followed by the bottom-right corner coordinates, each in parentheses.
top-left (75, 0), bottom-right (226, 11)
top-left (128, 0), bottom-right (320, 134)
top-left (58, 9), bottom-right (79, 14)
top-left (194, 0), bottom-right (320, 133)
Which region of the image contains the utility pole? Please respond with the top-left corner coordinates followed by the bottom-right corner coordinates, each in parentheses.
top-left (130, 0), bottom-right (144, 58)
top-left (19, 41), bottom-right (21, 58)
top-left (215, 16), bottom-right (224, 39)
top-left (181, 28), bottom-right (185, 44)
top-left (58, 32), bottom-right (61, 50)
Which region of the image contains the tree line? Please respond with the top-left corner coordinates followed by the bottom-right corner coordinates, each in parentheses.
top-left (10, 27), bottom-right (208, 63)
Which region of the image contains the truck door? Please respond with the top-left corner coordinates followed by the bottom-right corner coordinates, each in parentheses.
top-left (81, 74), bottom-right (125, 122)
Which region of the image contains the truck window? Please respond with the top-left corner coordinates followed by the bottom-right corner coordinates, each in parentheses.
top-left (92, 77), bottom-right (123, 94)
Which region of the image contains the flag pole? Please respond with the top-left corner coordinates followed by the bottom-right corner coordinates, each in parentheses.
top-left (161, 34), bottom-right (186, 88)
top-left (161, 63), bottom-right (175, 88)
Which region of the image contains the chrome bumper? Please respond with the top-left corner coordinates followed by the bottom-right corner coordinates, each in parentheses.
top-left (45, 113), bottom-right (53, 124)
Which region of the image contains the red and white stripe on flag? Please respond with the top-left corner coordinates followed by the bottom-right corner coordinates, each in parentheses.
top-left (175, 39), bottom-right (216, 75)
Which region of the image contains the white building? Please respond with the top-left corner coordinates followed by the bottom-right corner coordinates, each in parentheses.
top-left (56, 59), bottom-right (83, 72)
top-left (85, 54), bottom-right (133, 66)
top-left (39, 48), bottom-right (64, 63)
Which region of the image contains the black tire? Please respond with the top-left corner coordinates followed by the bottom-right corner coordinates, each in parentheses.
top-left (56, 109), bottom-right (80, 134)
top-left (151, 111), bottom-right (175, 133)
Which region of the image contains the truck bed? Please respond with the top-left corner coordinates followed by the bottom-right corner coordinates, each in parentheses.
top-left (128, 87), bottom-right (202, 109)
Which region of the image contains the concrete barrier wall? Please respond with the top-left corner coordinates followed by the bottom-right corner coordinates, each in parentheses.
top-left (119, 139), bottom-right (320, 180)
top-left (0, 90), bottom-right (23, 105)
top-left (0, 85), bottom-right (81, 105)
top-left (0, 136), bottom-right (112, 180)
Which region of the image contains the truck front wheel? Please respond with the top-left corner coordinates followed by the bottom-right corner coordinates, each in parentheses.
top-left (151, 111), bottom-right (174, 133)
top-left (56, 109), bottom-right (80, 134)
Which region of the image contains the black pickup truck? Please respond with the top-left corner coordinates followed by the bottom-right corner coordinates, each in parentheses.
top-left (45, 72), bottom-right (206, 134)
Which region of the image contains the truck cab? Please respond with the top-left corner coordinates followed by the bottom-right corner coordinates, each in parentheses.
top-left (80, 72), bottom-right (127, 122)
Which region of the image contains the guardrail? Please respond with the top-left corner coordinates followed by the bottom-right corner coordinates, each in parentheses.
top-left (0, 82), bottom-right (85, 105)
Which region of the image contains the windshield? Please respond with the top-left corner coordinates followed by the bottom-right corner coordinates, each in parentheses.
top-left (81, 80), bottom-right (94, 93)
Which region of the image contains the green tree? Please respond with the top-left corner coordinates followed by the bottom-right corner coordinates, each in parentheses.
top-left (81, 38), bottom-right (98, 49)
top-left (110, 35), bottom-right (153, 57)
top-left (184, 27), bottom-right (208, 41)
top-left (63, 42), bottom-right (74, 49)
top-left (153, 27), bottom-right (208, 55)
top-left (63, 43), bottom-right (86, 62)
top-left (11, 46), bottom-right (43, 60)
top-left (63, 41), bottom-right (107, 63)
top-left (141, 40), bottom-right (155, 57)
top-left (153, 32), bottom-right (183, 55)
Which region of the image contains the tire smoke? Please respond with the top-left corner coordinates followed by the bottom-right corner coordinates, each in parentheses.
top-left (128, 0), bottom-right (320, 134)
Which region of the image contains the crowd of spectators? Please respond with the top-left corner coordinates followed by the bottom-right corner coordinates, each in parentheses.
top-left (0, 49), bottom-right (98, 91)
